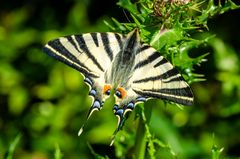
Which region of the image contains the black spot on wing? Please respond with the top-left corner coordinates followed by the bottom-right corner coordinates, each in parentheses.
top-left (75, 35), bottom-right (105, 72)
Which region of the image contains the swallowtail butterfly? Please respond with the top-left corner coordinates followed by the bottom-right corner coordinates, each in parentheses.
top-left (43, 29), bottom-right (193, 144)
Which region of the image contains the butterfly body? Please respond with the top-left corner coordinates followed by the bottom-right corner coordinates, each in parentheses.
top-left (43, 29), bottom-right (193, 143)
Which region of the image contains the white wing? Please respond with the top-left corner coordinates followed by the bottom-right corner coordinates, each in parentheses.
top-left (43, 32), bottom-right (123, 100)
top-left (131, 44), bottom-right (194, 106)
top-left (43, 32), bottom-right (125, 135)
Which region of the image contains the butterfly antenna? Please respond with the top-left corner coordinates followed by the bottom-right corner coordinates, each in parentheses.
top-left (122, 8), bottom-right (142, 30)
top-left (123, 9), bottom-right (131, 23)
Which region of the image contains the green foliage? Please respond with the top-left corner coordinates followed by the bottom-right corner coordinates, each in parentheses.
top-left (5, 134), bottom-right (21, 159)
top-left (211, 144), bottom-right (224, 159)
top-left (54, 144), bottom-right (63, 159)
top-left (106, 0), bottom-right (239, 83)
top-left (104, 0), bottom-right (240, 158)
top-left (0, 0), bottom-right (240, 159)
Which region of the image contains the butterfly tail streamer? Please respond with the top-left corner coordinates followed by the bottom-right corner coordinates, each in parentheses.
top-left (110, 115), bottom-right (126, 146)
top-left (77, 109), bottom-right (95, 136)
top-left (110, 102), bottom-right (135, 146)
top-left (78, 100), bottom-right (103, 136)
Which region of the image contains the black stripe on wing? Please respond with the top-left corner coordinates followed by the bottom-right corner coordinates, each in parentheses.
top-left (100, 33), bottom-right (113, 61)
top-left (66, 36), bottom-right (80, 52)
top-left (133, 88), bottom-right (193, 106)
top-left (134, 51), bottom-right (159, 70)
top-left (154, 58), bottom-right (168, 68)
top-left (43, 39), bottom-right (98, 78)
top-left (142, 87), bottom-right (193, 97)
top-left (74, 35), bottom-right (104, 72)
top-left (163, 76), bottom-right (185, 83)
top-left (114, 33), bottom-right (123, 49)
top-left (133, 68), bottom-right (183, 84)
top-left (136, 45), bottom-right (150, 55)
top-left (90, 33), bottom-right (99, 47)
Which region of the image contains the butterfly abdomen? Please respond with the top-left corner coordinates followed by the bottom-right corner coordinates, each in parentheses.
top-left (106, 29), bottom-right (141, 87)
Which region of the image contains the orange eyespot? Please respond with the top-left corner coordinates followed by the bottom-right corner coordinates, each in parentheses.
top-left (103, 84), bottom-right (111, 95)
top-left (116, 87), bottom-right (127, 99)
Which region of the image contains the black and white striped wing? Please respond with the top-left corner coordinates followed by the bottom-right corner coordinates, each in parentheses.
top-left (131, 44), bottom-right (194, 106)
top-left (43, 32), bottom-right (123, 95)
top-left (43, 29), bottom-right (194, 143)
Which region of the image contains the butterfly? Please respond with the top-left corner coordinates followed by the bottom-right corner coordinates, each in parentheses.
top-left (43, 29), bottom-right (193, 145)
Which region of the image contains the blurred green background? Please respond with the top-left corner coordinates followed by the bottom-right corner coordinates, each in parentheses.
top-left (0, 0), bottom-right (240, 158)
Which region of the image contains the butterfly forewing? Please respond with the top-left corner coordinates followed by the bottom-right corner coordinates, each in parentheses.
top-left (44, 33), bottom-right (125, 89)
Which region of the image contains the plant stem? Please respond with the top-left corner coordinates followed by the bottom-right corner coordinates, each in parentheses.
top-left (134, 114), bottom-right (146, 159)
top-left (134, 104), bottom-right (153, 159)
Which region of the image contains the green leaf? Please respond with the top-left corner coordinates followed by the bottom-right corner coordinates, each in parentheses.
top-left (117, 0), bottom-right (139, 15)
top-left (196, 0), bottom-right (240, 25)
top-left (54, 144), bottom-right (63, 159)
top-left (6, 134), bottom-right (21, 159)
top-left (150, 28), bottom-right (184, 50)
top-left (212, 145), bottom-right (224, 159)
top-left (220, 0), bottom-right (240, 14)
